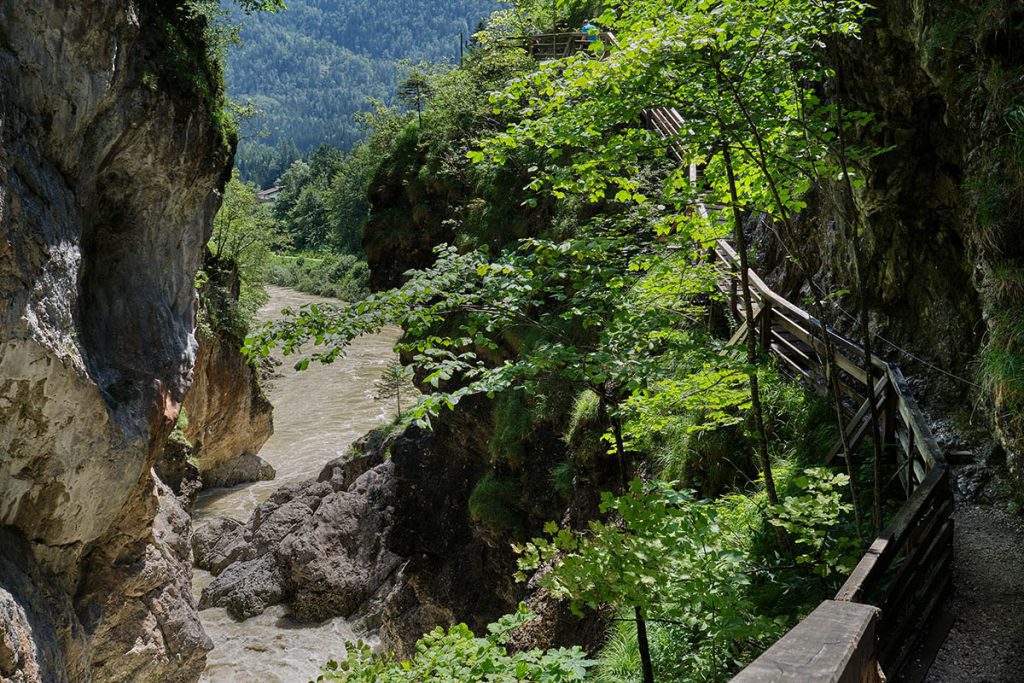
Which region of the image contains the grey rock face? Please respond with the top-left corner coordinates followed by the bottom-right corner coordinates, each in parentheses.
top-left (201, 451), bottom-right (277, 490)
top-left (0, 1), bottom-right (229, 679)
top-left (195, 449), bottom-right (403, 623)
top-left (78, 477), bottom-right (213, 683)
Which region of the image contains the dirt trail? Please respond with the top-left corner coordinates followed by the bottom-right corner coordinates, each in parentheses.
top-left (924, 495), bottom-right (1024, 682)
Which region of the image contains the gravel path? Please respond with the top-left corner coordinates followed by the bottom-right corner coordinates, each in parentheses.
top-left (924, 499), bottom-right (1024, 682)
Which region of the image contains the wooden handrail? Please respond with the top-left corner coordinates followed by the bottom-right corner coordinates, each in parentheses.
top-left (716, 235), bottom-right (952, 679)
top-left (512, 29), bottom-right (952, 677)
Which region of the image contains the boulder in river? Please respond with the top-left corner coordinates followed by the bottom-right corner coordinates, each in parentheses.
top-left (195, 432), bottom-right (402, 622)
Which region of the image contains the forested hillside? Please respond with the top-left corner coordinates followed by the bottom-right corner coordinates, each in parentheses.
top-left (226, 0), bottom-right (498, 186)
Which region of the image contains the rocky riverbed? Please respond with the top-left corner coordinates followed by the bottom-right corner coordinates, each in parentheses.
top-left (191, 287), bottom-right (401, 682)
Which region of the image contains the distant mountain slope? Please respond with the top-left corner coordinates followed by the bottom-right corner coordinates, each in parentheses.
top-left (227, 0), bottom-right (498, 186)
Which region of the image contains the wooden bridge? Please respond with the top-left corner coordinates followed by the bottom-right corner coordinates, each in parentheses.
top-left (521, 32), bottom-right (955, 681)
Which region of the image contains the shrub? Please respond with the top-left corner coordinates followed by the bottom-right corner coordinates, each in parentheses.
top-left (315, 606), bottom-right (593, 682)
top-left (266, 253), bottom-right (370, 301)
top-left (468, 472), bottom-right (525, 537)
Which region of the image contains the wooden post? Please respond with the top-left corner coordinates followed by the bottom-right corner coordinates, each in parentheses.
top-left (883, 377), bottom-right (898, 464)
top-left (759, 301), bottom-right (772, 354)
top-left (730, 267), bottom-right (739, 322)
top-left (905, 428), bottom-right (915, 499)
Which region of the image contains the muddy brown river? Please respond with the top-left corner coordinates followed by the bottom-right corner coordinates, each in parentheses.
top-left (192, 285), bottom-right (401, 682)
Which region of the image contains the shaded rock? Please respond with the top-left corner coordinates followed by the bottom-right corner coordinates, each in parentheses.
top-left (0, 0), bottom-right (231, 677)
top-left (199, 554), bottom-right (285, 621)
top-left (79, 476), bottom-right (212, 683)
top-left (191, 517), bottom-right (248, 576)
top-left (201, 451), bottom-right (276, 490)
top-left (504, 564), bottom-right (608, 657)
top-left (155, 435), bottom-right (202, 509)
top-left (376, 574), bottom-right (455, 658)
top-left (0, 530), bottom-right (84, 683)
top-left (184, 321), bottom-right (275, 489)
top-left (284, 465), bottom-right (403, 621)
top-left (196, 449), bottom-right (402, 626)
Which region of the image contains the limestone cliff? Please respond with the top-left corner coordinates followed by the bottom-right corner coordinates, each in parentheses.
top-left (181, 256), bottom-right (274, 489)
top-left (0, 1), bottom-right (231, 680)
top-left (182, 324), bottom-right (275, 488)
top-left (759, 0), bottom-right (1024, 483)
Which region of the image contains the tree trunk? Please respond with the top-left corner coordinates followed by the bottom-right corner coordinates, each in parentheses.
top-left (635, 605), bottom-right (656, 683)
top-left (722, 147), bottom-right (780, 509)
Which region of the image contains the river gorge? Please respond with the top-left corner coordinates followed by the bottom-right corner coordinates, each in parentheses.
top-left (193, 286), bottom-right (400, 682)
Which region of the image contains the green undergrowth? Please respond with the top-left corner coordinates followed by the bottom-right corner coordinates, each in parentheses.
top-left (468, 472), bottom-right (527, 537)
top-left (266, 253), bottom-right (370, 301)
top-left (581, 367), bottom-right (884, 681)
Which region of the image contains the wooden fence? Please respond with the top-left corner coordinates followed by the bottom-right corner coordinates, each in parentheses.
top-left (518, 32), bottom-right (954, 679)
top-left (493, 31), bottom-right (616, 60)
top-left (713, 240), bottom-right (953, 679)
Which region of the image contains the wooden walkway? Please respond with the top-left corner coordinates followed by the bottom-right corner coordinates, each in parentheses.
top-left (523, 33), bottom-right (956, 680)
top-left (714, 241), bottom-right (952, 680)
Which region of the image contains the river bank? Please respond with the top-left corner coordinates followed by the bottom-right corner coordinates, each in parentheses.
top-left (192, 285), bottom-right (400, 682)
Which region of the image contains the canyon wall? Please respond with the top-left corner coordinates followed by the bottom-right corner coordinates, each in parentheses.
top-left (0, 1), bottom-right (231, 680)
top-left (760, 0), bottom-right (1024, 479)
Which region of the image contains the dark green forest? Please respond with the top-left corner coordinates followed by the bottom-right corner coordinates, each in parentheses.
top-left (226, 0), bottom-right (499, 186)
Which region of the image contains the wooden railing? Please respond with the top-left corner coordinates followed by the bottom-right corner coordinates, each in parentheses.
top-left (517, 33), bottom-right (953, 678)
top-left (495, 31), bottom-right (617, 60)
top-left (713, 240), bottom-right (953, 680)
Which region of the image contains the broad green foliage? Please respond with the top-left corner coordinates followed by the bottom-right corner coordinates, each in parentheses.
top-left (516, 481), bottom-right (784, 681)
top-left (771, 468), bottom-right (859, 579)
top-left (211, 171), bottom-right (289, 281)
top-left (257, 1), bottom-right (880, 680)
top-left (313, 607), bottom-right (593, 683)
top-left (477, 0), bottom-right (873, 249)
top-left (250, 223), bottom-right (743, 435)
top-left (203, 170), bottom-right (288, 338)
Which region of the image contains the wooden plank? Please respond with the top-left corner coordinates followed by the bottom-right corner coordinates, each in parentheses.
top-left (836, 377), bottom-right (868, 408)
top-left (770, 342), bottom-right (816, 381)
top-left (883, 516), bottom-right (953, 621)
top-left (879, 550), bottom-right (953, 673)
top-left (727, 322), bottom-right (748, 348)
top-left (835, 536), bottom-right (892, 603)
top-left (912, 457), bottom-right (927, 488)
top-left (715, 239), bottom-right (888, 373)
top-left (770, 329), bottom-right (816, 369)
top-left (732, 601), bottom-right (881, 683)
top-left (881, 500), bottom-right (952, 608)
top-left (770, 308), bottom-right (870, 385)
top-left (889, 366), bottom-right (944, 468)
top-left (896, 424), bottom-right (910, 456)
top-left (826, 376), bottom-right (889, 462)
top-left (834, 466), bottom-right (949, 601)
top-left (884, 467), bottom-right (949, 549)
top-left (895, 608), bottom-right (956, 683)
top-left (883, 378), bottom-right (899, 462)
top-left (759, 301), bottom-right (773, 351)
top-left (769, 308), bottom-right (815, 346)
top-left (827, 412), bottom-right (869, 465)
